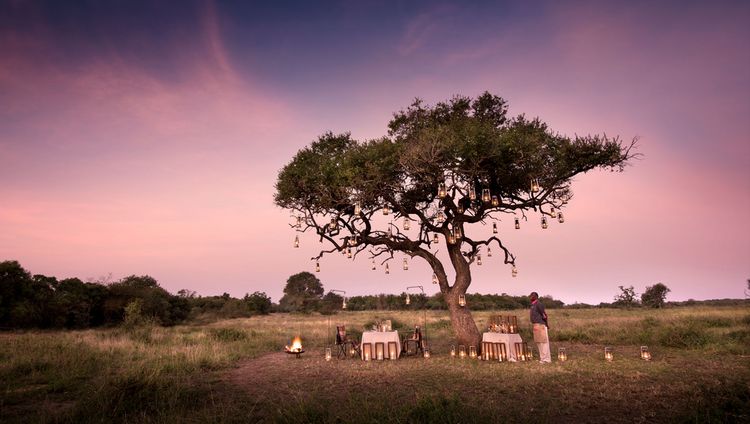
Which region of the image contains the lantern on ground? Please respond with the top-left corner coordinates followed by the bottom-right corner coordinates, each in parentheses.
top-left (438, 182), bottom-right (447, 199)
top-left (469, 346), bottom-right (477, 359)
top-left (525, 344), bottom-right (533, 361)
top-left (403, 258), bottom-right (408, 270)
top-left (458, 294), bottom-right (466, 307)
top-left (432, 273), bottom-right (438, 284)
top-left (640, 346), bottom-right (651, 361)
top-left (424, 349), bottom-right (431, 359)
top-left (493, 222), bottom-right (498, 234)
top-left (558, 212), bottom-right (565, 223)
top-left (514, 217), bottom-right (520, 229)
top-left (450, 345), bottom-right (456, 358)
top-left (482, 188), bottom-right (491, 203)
top-left (325, 348), bottom-right (332, 361)
top-left (541, 216), bottom-right (548, 229)
top-left (558, 347), bottom-right (567, 362)
top-left (491, 195), bottom-right (499, 207)
top-left (294, 235), bottom-right (300, 248)
top-left (605, 347), bottom-right (613, 362)
top-left (459, 345), bottom-right (466, 359)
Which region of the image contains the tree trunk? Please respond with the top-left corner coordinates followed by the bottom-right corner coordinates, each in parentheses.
top-left (445, 290), bottom-right (481, 349)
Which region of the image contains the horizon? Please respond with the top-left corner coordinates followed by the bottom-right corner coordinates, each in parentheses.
top-left (1, 1), bottom-right (748, 305)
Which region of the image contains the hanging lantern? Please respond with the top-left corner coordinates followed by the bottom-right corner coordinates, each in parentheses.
top-left (514, 217), bottom-right (520, 230)
top-left (438, 182), bottom-right (447, 198)
top-left (385, 263), bottom-right (390, 274)
top-left (477, 254), bottom-right (482, 266)
top-left (315, 261), bottom-right (320, 273)
top-left (530, 178), bottom-right (541, 193)
top-left (558, 347), bottom-right (567, 362)
top-left (512, 265), bottom-right (518, 278)
top-left (342, 297), bottom-right (347, 309)
top-left (492, 222), bottom-right (498, 234)
top-left (491, 195), bottom-right (499, 207)
top-left (437, 212), bottom-right (445, 224)
top-left (432, 233), bottom-right (439, 244)
top-left (604, 347), bottom-right (613, 362)
top-left (550, 207), bottom-right (556, 217)
top-left (387, 226), bottom-right (392, 238)
top-left (558, 212), bottom-right (565, 223)
top-left (458, 294), bottom-right (466, 307)
top-left (354, 201), bottom-right (361, 215)
top-left (487, 247), bottom-right (492, 257)
top-left (346, 247), bottom-right (352, 258)
top-left (453, 226), bottom-right (462, 239)
top-left (330, 217), bottom-right (337, 227)
top-left (383, 204), bottom-right (390, 215)
top-left (403, 219), bottom-right (410, 231)
top-left (371, 260), bottom-right (376, 270)
top-left (541, 216), bottom-right (548, 229)
top-left (403, 258), bottom-right (408, 270)
top-left (432, 273), bottom-right (438, 284)
top-left (457, 204), bottom-right (464, 214)
top-left (296, 216), bottom-right (302, 228)
top-left (640, 346), bottom-right (651, 361)
top-left (447, 233), bottom-right (456, 244)
top-left (469, 186), bottom-right (477, 200)
top-left (349, 235), bottom-right (357, 246)
top-left (482, 188), bottom-right (491, 203)
top-left (294, 235), bottom-right (300, 248)
top-left (405, 293), bottom-right (411, 305)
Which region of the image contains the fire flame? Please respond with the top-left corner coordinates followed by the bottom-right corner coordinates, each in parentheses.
top-left (285, 336), bottom-right (303, 352)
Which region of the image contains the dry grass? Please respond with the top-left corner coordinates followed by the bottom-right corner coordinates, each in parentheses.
top-left (0, 306), bottom-right (748, 423)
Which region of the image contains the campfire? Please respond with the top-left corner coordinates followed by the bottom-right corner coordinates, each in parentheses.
top-left (284, 335), bottom-right (305, 358)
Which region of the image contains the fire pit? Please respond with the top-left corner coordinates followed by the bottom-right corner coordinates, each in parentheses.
top-left (284, 335), bottom-right (305, 358)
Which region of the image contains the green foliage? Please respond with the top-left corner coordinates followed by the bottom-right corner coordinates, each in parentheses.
top-left (613, 285), bottom-right (639, 308)
top-left (244, 291), bottom-right (272, 315)
top-left (279, 271), bottom-right (324, 313)
top-left (210, 328), bottom-right (248, 342)
top-left (641, 282), bottom-right (670, 308)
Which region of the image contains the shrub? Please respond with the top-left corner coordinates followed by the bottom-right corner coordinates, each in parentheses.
top-left (210, 328), bottom-right (248, 342)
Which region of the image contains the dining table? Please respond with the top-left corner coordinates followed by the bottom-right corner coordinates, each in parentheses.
top-left (481, 332), bottom-right (524, 361)
top-left (360, 331), bottom-right (401, 360)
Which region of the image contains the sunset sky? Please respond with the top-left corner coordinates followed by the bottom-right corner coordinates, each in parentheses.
top-left (1, 0), bottom-right (748, 304)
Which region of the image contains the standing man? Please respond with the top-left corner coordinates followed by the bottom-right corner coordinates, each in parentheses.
top-left (530, 292), bottom-right (551, 363)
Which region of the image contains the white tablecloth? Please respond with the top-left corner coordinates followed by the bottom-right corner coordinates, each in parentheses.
top-left (360, 331), bottom-right (401, 360)
top-left (482, 332), bottom-right (524, 361)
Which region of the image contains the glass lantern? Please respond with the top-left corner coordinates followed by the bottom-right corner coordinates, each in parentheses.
top-left (512, 265), bottom-right (518, 278)
top-left (405, 293), bottom-right (411, 305)
top-left (403, 258), bottom-right (408, 270)
top-left (469, 345), bottom-right (477, 359)
top-left (477, 255), bottom-right (482, 266)
top-left (432, 273), bottom-right (439, 284)
top-left (294, 235), bottom-right (300, 248)
top-left (325, 348), bottom-right (332, 361)
top-left (604, 347), bottom-right (613, 362)
top-left (493, 222), bottom-right (498, 234)
top-left (481, 188), bottom-right (491, 203)
top-left (459, 345), bottom-right (466, 359)
top-left (514, 217), bottom-right (520, 230)
top-left (541, 216), bottom-right (548, 229)
top-left (469, 186), bottom-right (477, 200)
top-left (491, 195), bottom-right (499, 207)
top-left (557, 347), bottom-right (567, 362)
top-left (640, 346), bottom-right (651, 361)
top-left (433, 233), bottom-right (439, 244)
top-left (487, 247), bottom-right (492, 257)
top-left (558, 212), bottom-right (565, 223)
top-left (385, 263), bottom-right (390, 274)
top-left (458, 294), bottom-right (466, 307)
top-left (438, 182), bottom-right (447, 198)
top-left (354, 201), bottom-right (361, 215)
top-left (403, 219), bottom-right (410, 231)
top-left (315, 262), bottom-right (320, 273)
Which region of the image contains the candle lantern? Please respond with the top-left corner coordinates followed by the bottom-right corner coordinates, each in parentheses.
top-left (604, 347), bottom-right (613, 362)
top-left (481, 342), bottom-right (490, 361)
top-left (296, 216), bottom-right (302, 228)
top-left (354, 202), bottom-right (361, 215)
top-left (341, 296), bottom-right (347, 309)
top-left (459, 345), bottom-right (466, 359)
top-left (350, 346), bottom-right (356, 356)
top-left (438, 182), bottom-right (447, 198)
top-left (376, 343), bottom-right (385, 361)
top-left (432, 273), bottom-right (439, 284)
top-left (531, 178), bottom-right (541, 193)
top-left (514, 217), bottom-right (520, 230)
top-left (469, 186), bottom-right (477, 200)
top-left (405, 293), bottom-right (411, 305)
top-left (424, 349), bottom-right (431, 359)
top-left (389, 342), bottom-right (398, 360)
top-left (640, 346), bottom-right (651, 361)
top-left (510, 316), bottom-right (518, 333)
top-left (493, 222), bottom-right (498, 234)
top-left (363, 343), bottom-right (373, 361)
top-left (482, 188), bottom-right (491, 203)
top-left (450, 345), bottom-right (456, 358)
top-left (558, 212), bottom-right (565, 223)
top-left (558, 347), bottom-right (567, 362)
top-left (432, 233), bottom-right (438, 244)
top-left (497, 343), bottom-right (508, 362)
top-left (512, 265), bottom-right (518, 278)
top-left (525, 344), bottom-right (533, 361)
top-left (448, 233), bottom-right (456, 244)
top-left (453, 226), bottom-right (462, 239)
top-left (330, 217), bottom-right (337, 228)
top-left (491, 195), bottom-right (499, 207)
top-left (541, 216), bottom-right (548, 229)
top-left (294, 235), bottom-right (300, 248)
top-left (346, 247), bottom-right (352, 258)
top-left (487, 247), bottom-right (492, 257)
top-left (403, 258), bottom-right (409, 270)
top-left (457, 204), bottom-right (464, 214)
top-left (325, 347), bottom-right (332, 361)
top-left (477, 255), bottom-right (482, 266)
top-left (469, 345), bottom-right (477, 359)
top-left (514, 343), bottom-right (524, 361)
top-left (458, 294), bottom-right (466, 307)
top-left (437, 212), bottom-right (445, 224)
top-left (385, 263), bottom-right (390, 274)
top-left (315, 262), bottom-right (320, 273)
top-left (403, 219), bottom-right (410, 231)
top-left (371, 260), bottom-right (376, 270)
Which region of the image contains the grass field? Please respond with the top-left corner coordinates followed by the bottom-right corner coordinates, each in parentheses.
top-left (1, 306), bottom-right (748, 423)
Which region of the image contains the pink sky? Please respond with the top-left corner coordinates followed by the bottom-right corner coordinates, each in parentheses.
top-left (1, 1), bottom-right (748, 304)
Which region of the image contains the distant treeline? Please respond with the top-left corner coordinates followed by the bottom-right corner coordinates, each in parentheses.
top-left (328, 293), bottom-right (565, 312)
top-left (0, 260), bottom-right (271, 329)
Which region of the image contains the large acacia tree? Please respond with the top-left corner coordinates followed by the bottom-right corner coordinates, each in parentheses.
top-left (275, 92), bottom-right (636, 347)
